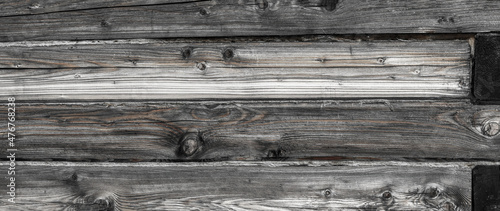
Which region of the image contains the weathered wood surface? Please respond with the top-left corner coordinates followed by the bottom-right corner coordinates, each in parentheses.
top-left (0, 40), bottom-right (470, 100)
top-left (4, 100), bottom-right (499, 161)
top-left (473, 165), bottom-right (500, 211)
top-left (0, 0), bottom-right (500, 41)
top-left (474, 34), bottom-right (500, 104)
top-left (0, 161), bottom-right (472, 210)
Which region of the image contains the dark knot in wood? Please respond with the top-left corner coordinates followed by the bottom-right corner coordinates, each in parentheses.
top-left (320, 0), bottom-right (338, 11)
top-left (178, 130), bottom-right (202, 157)
top-left (181, 47), bottom-right (192, 59)
top-left (223, 48), bottom-right (234, 60)
top-left (199, 8), bottom-right (208, 16)
top-left (257, 0), bottom-right (268, 10)
top-left (196, 62), bottom-right (207, 71)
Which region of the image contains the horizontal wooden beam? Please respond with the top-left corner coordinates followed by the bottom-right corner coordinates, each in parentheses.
top-left (0, 161), bottom-right (472, 210)
top-left (0, 0), bottom-right (499, 41)
top-left (0, 40), bottom-right (470, 100)
top-left (5, 100), bottom-right (500, 161)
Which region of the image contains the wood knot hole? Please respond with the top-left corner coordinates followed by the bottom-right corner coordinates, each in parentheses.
top-left (323, 188), bottom-right (332, 197)
top-left (223, 48), bottom-right (234, 60)
top-left (382, 191), bottom-right (392, 200)
top-left (196, 62), bottom-right (207, 71)
top-left (100, 20), bottom-right (110, 27)
top-left (179, 130), bottom-right (202, 157)
top-left (482, 121), bottom-right (500, 137)
top-left (377, 57), bottom-right (386, 64)
top-left (199, 8), bottom-right (208, 16)
top-left (94, 199), bottom-right (113, 211)
top-left (320, 0), bottom-right (338, 11)
top-left (429, 188), bottom-right (440, 198)
top-left (257, 0), bottom-right (268, 10)
top-left (181, 47), bottom-right (192, 59)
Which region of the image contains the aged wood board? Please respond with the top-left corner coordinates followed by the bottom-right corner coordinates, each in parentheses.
top-left (0, 0), bottom-right (500, 41)
top-left (3, 100), bottom-right (498, 162)
top-left (0, 39), bottom-right (470, 100)
top-left (0, 161), bottom-right (472, 210)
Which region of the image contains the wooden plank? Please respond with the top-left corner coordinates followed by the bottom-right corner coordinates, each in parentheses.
top-left (5, 100), bottom-right (500, 161)
top-left (0, 0), bottom-right (499, 41)
top-left (0, 161), bottom-right (472, 210)
top-left (0, 40), bottom-right (470, 100)
top-left (474, 34), bottom-right (500, 104)
top-left (0, 0), bottom-right (205, 17)
top-left (473, 165), bottom-right (500, 211)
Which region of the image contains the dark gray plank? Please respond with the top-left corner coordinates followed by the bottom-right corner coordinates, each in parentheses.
top-left (4, 100), bottom-right (500, 161)
top-left (0, 161), bottom-right (472, 210)
top-left (0, 0), bottom-right (499, 41)
top-left (0, 0), bottom-right (203, 17)
top-left (0, 40), bottom-right (471, 100)
top-left (474, 34), bottom-right (500, 104)
top-left (473, 165), bottom-right (500, 211)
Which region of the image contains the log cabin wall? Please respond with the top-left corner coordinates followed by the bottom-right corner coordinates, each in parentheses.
top-left (1, 0), bottom-right (499, 210)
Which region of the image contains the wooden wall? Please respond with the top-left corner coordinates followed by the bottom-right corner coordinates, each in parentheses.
top-left (1, 0), bottom-right (500, 210)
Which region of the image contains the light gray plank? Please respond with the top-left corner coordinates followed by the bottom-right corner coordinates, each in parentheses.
top-left (0, 0), bottom-right (499, 41)
top-left (0, 40), bottom-right (470, 100)
top-left (5, 100), bottom-right (500, 161)
top-left (0, 161), bottom-right (472, 210)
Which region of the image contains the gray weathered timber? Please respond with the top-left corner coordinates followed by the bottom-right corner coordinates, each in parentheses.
top-left (0, 161), bottom-right (472, 210)
top-left (0, 0), bottom-right (499, 41)
top-left (0, 0), bottom-right (205, 17)
top-left (0, 40), bottom-right (470, 100)
top-left (6, 100), bottom-right (500, 161)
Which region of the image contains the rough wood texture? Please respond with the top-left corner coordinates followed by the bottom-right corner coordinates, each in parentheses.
top-left (0, 0), bottom-right (499, 41)
top-left (473, 165), bottom-right (500, 211)
top-left (474, 34), bottom-right (500, 104)
top-left (0, 0), bottom-right (204, 17)
top-left (5, 100), bottom-right (499, 161)
top-left (0, 162), bottom-right (472, 210)
top-left (0, 40), bottom-right (470, 100)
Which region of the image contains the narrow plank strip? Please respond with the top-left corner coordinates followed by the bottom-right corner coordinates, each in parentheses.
top-left (5, 100), bottom-right (500, 161)
top-left (0, 40), bottom-right (470, 100)
top-left (0, 0), bottom-right (204, 17)
top-left (0, 161), bottom-right (472, 210)
top-left (0, 0), bottom-right (499, 41)
top-left (473, 165), bottom-right (500, 210)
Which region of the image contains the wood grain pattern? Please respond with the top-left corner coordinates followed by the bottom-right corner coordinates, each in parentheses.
top-left (0, 40), bottom-right (470, 100)
top-left (5, 100), bottom-right (500, 161)
top-left (0, 161), bottom-right (472, 210)
top-left (0, 0), bottom-right (499, 41)
top-left (0, 0), bottom-right (206, 17)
